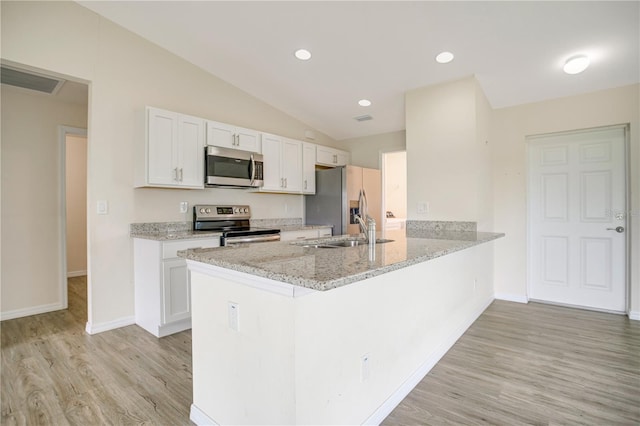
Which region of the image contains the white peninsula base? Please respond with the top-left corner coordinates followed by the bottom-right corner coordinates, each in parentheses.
top-left (188, 242), bottom-right (494, 425)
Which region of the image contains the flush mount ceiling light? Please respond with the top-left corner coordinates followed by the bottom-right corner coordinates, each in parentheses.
top-left (358, 99), bottom-right (372, 107)
top-left (435, 51), bottom-right (454, 64)
top-left (563, 55), bottom-right (590, 74)
top-left (294, 49), bottom-right (312, 61)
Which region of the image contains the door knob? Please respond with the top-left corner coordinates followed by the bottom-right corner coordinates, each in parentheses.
top-left (606, 226), bottom-right (625, 233)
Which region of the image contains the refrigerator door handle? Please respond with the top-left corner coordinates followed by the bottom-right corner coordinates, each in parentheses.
top-left (361, 188), bottom-right (368, 219)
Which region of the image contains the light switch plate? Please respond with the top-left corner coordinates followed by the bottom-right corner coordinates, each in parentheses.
top-left (97, 200), bottom-right (108, 215)
top-left (179, 201), bottom-right (188, 213)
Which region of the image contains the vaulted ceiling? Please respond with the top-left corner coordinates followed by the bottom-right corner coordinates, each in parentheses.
top-left (78, 1), bottom-right (639, 141)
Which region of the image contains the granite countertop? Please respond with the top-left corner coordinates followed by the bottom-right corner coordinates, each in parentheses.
top-left (131, 230), bottom-right (222, 241)
top-left (179, 230), bottom-right (504, 291)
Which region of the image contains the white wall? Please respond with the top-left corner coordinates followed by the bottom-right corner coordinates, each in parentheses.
top-left (491, 84), bottom-right (640, 315)
top-left (1, 1), bottom-right (337, 328)
top-left (405, 76), bottom-right (493, 230)
top-left (1, 85), bottom-right (87, 318)
top-left (66, 134), bottom-right (87, 276)
top-left (340, 130), bottom-right (406, 169)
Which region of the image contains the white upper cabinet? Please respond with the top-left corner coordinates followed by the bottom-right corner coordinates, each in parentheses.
top-left (206, 120), bottom-right (260, 153)
top-left (143, 106), bottom-right (204, 189)
top-left (316, 145), bottom-right (350, 167)
top-left (259, 133), bottom-right (302, 193)
top-left (302, 142), bottom-right (316, 194)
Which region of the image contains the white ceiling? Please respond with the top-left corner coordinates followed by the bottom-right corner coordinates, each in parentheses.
top-left (78, 1), bottom-right (639, 141)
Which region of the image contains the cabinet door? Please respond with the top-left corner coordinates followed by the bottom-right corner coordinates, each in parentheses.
top-left (206, 120), bottom-right (235, 149)
top-left (316, 146), bottom-right (350, 167)
top-left (280, 229), bottom-right (319, 241)
top-left (235, 127), bottom-right (260, 153)
top-left (148, 107), bottom-right (178, 185)
top-left (281, 138), bottom-right (302, 192)
top-left (177, 114), bottom-right (205, 188)
top-left (316, 146), bottom-right (337, 166)
top-left (260, 133), bottom-right (284, 191)
top-left (336, 150), bottom-right (350, 166)
top-left (302, 142), bottom-right (316, 194)
top-left (162, 258), bottom-right (191, 324)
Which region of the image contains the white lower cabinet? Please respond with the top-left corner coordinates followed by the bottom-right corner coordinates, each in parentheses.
top-left (134, 237), bottom-right (220, 337)
top-left (280, 227), bottom-right (333, 241)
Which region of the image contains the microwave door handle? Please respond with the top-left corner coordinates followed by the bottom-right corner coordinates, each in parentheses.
top-left (249, 154), bottom-right (255, 186)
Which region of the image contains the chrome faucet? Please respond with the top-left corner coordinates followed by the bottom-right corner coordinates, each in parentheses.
top-left (355, 214), bottom-right (368, 240)
top-left (354, 214), bottom-right (376, 243)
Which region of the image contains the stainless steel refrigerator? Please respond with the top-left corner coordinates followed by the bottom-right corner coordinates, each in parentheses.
top-left (304, 165), bottom-right (382, 235)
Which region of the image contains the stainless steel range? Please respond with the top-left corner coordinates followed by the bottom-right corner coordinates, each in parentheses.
top-left (193, 205), bottom-right (280, 246)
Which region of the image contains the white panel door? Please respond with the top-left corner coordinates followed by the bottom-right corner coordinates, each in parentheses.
top-left (177, 114), bottom-right (204, 188)
top-left (528, 126), bottom-right (627, 312)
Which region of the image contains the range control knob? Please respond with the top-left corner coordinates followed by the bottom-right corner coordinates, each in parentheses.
top-left (243, 208), bottom-right (249, 213)
top-left (205, 208), bottom-right (211, 214)
top-left (199, 208), bottom-right (206, 214)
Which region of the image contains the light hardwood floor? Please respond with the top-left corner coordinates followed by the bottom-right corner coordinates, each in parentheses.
top-left (383, 301), bottom-right (640, 425)
top-left (2, 278), bottom-right (639, 425)
top-left (1, 277), bottom-right (194, 425)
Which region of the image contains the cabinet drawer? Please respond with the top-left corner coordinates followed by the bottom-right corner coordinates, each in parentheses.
top-left (162, 238), bottom-right (220, 259)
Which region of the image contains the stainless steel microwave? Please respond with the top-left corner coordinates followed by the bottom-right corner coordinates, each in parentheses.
top-left (204, 146), bottom-right (264, 188)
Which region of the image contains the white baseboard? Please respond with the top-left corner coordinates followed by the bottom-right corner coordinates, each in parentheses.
top-left (494, 292), bottom-right (529, 304)
top-left (363, 295), bottom-right (495, 426)
top-left (1, 302), bottom-right (64, 321)
top-left (629, 310), bottom-right (640, 321)
top-left (190, 404), bottom-right (219, 426)
top-left (85, 316), bottom-right (135, 334)
top-left (67, 270), bottom-right (87, 278)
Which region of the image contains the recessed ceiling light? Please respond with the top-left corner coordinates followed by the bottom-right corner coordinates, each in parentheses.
top-left (294, 49), bottom-right (312, 61)
top-left (358, 99), bottom-right (372, 107)
top-left (563, 55), bottom-right (590, 74)
top-left (435, 51), bottom-right (454, 64)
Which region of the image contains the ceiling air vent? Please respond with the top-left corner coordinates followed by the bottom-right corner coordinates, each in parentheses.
top-left (353, 114), bottom-right (373, 122)
top-left (1, 66), bottom-right (65, 94)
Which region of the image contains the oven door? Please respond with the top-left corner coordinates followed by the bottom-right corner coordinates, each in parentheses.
top-left (205, 146), bottom-right (264, 188)
top-left (223, 234), bottom-right (281, 246)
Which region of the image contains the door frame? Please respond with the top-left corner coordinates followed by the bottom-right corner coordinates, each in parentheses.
top-left (58, 125), bottom-right (88, 310)
top-left (525, 123), bottom-right (630, 314)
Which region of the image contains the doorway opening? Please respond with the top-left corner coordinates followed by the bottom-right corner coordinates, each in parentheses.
top-left (60, 126), bottom-right (87, 315)
top-left (526, 124), bottom-right (629, 314)
top-left (381, 151), bottom-right (407, 232)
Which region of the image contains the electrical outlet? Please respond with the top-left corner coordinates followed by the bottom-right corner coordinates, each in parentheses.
top-left (361, 354), bottom-right (370, 382)
top-left (228, 302), bottom-right (239, 332)
top-left (179, 201), bottom-right (188, 213)
top-left (417, 202), bottom-right (429, 214)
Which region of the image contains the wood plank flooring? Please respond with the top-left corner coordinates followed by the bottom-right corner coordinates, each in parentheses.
top-left (1, 277), bottom-right (194, 425)
top-left (2, 279), bottom-right (638, 425)
top-left (383, 301), bottom-right (640, 426)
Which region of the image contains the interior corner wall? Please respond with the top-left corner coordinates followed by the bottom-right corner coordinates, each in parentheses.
top-left (1, 1), bottom-right (337, 329)
top-left (405, 76), bottom-right (492, 225)
top-left (1, 85), bottom-right (88, 317)
top-left (491, 84), bottom-right (640, 314)
top-left (339, 130), bottom-right (406, 169)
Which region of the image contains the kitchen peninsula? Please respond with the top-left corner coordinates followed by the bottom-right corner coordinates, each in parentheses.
top-left (180, 223), bottom-right (503, 425)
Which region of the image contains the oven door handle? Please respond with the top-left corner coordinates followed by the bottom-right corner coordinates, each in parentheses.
top-left (249, 154), bottom-right (256, 187)
top-left (225, 234), bottom-right (281, 246)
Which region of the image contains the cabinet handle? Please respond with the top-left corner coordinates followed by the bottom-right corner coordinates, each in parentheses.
top-left (284, 178), bottom-right (287, 188)
top-left (179, 168), bottom-right (184, 182)
top-left (304, 180), bottom-right (307, 190)
top-left (173, 167), bottom-right (179, 181)
top-left (333, 154), bottom-right (337, 163)
top-left (280, 178), bottom-right (284, 188)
